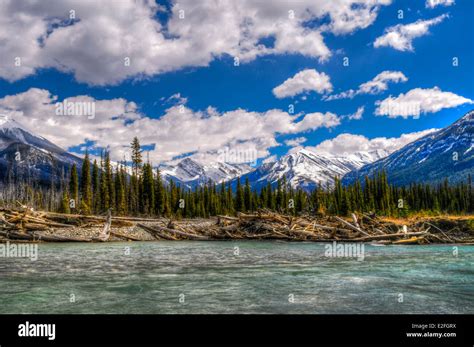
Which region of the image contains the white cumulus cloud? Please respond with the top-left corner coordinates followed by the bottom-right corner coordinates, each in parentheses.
top-left (358, 71), bottom-right (408, 94)
top-left (306, 129), bottom-right (438, 157)
top-left (347, 106), bottom-right (365, 120)
top-left (324, 70), bottom-right (407, 101)
top-left (273, 69), bottom-right (333, 99)
top-left (0, 0), bottom-right (391, 85)
top-left (284, 137), bottom-right (307, 147)
top-left (374, 14), bottom-right (448, 51)
top-left (426, 0), bottom-right (455, 9)
top-left (0, 88), bottom-right (341, 164)
top-left (375, 87), bottom-right (473, 118)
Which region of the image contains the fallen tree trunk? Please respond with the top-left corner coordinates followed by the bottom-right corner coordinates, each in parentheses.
top-left (392, 236), bottom-right (426, 244)
top-left (23, 223), bottom-right (50, 231)
top-left (42, 211), bottom-right (164, 223)
top-left (0, 230), bottom-right (34, 241)
top-left (137, 224), bottom-right (178, 240)
top-left (95, 209), bottom-right (112, 242)
top-left (33, 232), bottom-right (92, 242)
top-left (333, 216), bottom-right (370, 237)
top-left (110, 230), bottom-right (144, 241)
top-left (352, 231), bottom-right (428, 242)
top-left (138, 223), bottom-right (210, 240)
top-left (0, 230), bottom-right (92, 242)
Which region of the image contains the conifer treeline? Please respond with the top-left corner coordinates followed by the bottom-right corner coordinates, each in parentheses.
top-left (1, 137), bottom-right (473, 217)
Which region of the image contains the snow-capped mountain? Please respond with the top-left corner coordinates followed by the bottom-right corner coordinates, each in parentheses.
top-left (343, 110), bottom-right (474, 186)
top-left (230, 148), bottom-right (387, 191)
top-left (160, 157), bottom-right (253, 188)
top-left (3, 109), bottom-right (470, 191)
top-left (0, 114), bottom-right (81, 182)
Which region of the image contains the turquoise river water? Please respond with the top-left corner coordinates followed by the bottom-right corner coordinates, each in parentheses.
top-left (0, 241), bottom-right (473, 314)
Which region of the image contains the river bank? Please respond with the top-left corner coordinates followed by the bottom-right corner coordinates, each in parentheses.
top-left (0, 207), bottom-right (473, 244)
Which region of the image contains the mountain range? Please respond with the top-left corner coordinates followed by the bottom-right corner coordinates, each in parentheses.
top-left (160, 158), bottom-right (253, 188)
top-left (228, 148), bottom-right (388, 191)
top-left (0, 110), bottom-right (472, 188)
top-left (159, 149), bottom-right (387, 191)
top-left (0, 114), bottom-right (81, 183)
top-left (343, 110), bottom-right (473, 186)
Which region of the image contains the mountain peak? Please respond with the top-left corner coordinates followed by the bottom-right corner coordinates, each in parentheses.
top-left (177, 157), bottom-right (201, 170)
top-left (343, 111), bottom-right (473, 186)
top-left (0, 114), bottom-right (54, 148)
top-left (0, 113), bottom-right (29, 131)
top-left (161, 157), bottom-right (253, 188)
top-left (297, 148), bottom-right (317, 157)
top-left (230, 147), bottom-right (384, 191)
top-left (0, 115), bottom-right (82, 183)
top-left (456, 109), bottom-right (474, 124)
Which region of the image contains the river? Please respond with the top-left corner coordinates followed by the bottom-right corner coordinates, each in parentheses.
top-left (0, 241), bottom-right (473, 314)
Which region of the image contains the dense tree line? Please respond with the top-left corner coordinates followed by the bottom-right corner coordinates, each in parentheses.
top-left (1, 138), bottom-right (473, 217)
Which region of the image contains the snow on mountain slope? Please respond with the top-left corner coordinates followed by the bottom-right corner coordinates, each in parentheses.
top-left (4, 109), bottom-right (468, 191)
top-left (0, 114), bottom-right (67, 153)
top-left (161, 157), bottom-right (253, 188)
top-left (231, 148), bottom-right (388, 191)
top-left (161, 146), bottom-right (390, 191)
top-left (343, 110), bottom-right (474, 186)
top-left (0, 114), bottom-right (81, 182)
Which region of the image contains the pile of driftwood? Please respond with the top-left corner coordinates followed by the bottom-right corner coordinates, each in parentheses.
top-left (0, 203), bottom-right (146, 242)
top-left (0, 204), bottom-right (472, 244)
top-left (135, 210), bottom-right (474, 244)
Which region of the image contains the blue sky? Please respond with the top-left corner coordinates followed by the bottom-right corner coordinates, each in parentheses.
top-left (0, 0), bottom-right (472, 166)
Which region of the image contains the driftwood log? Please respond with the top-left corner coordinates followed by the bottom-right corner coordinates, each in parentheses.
top-left (0, 206), bottom-right (471, 244)
top-left (137, 223), bottom-right (210, 240)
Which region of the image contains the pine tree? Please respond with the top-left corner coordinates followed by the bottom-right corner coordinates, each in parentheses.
top-left (131, 137), bottom-right (142, 177)
top-left (235, 178), bottom-right (244, 212)
top-left (120, 163), bottom-right (128, 215)
top-left (59, 190), bottom-right (70, 214)
top-left (265, 182), bottom-right (273, 210)
top-left (104, 151), bottom-right (115, 210)
top-left (244, 178), bottom-right (251, 212)
top-left (99, 152), bottom-right (109, 211)
top-left (80, 151), bottom-right (92, 214)
top-left (276, 179), bottom-right (283, 210)
top-left (69, 164), bottom-right (79, 211)
top-left (115, 165), bottom-right (126, 215)
top-left (130, 138), bottom-right (142, 213)
top-left (155, 169), bottom-right (165, 215)
top-left (468, 174), bottom-right (473, 212)
top-left (252, 190), bottom-right (259, 211)
top-left (282, 176), bottom-right (288, 212)
top-left (295, 189), bottom-right (304, 213)
top-left (168, 180), bottom-right (177, 214)
top-left (226, 183), bottom-right (234, 215)
top-left (219, 182), bottom-right (227, 215)
top-left (141, 162), bottom-right (155, 214)
top-left (92, 159), bottom-right (100, 213)
top-left (128, 178), bottom-right (137, 214)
